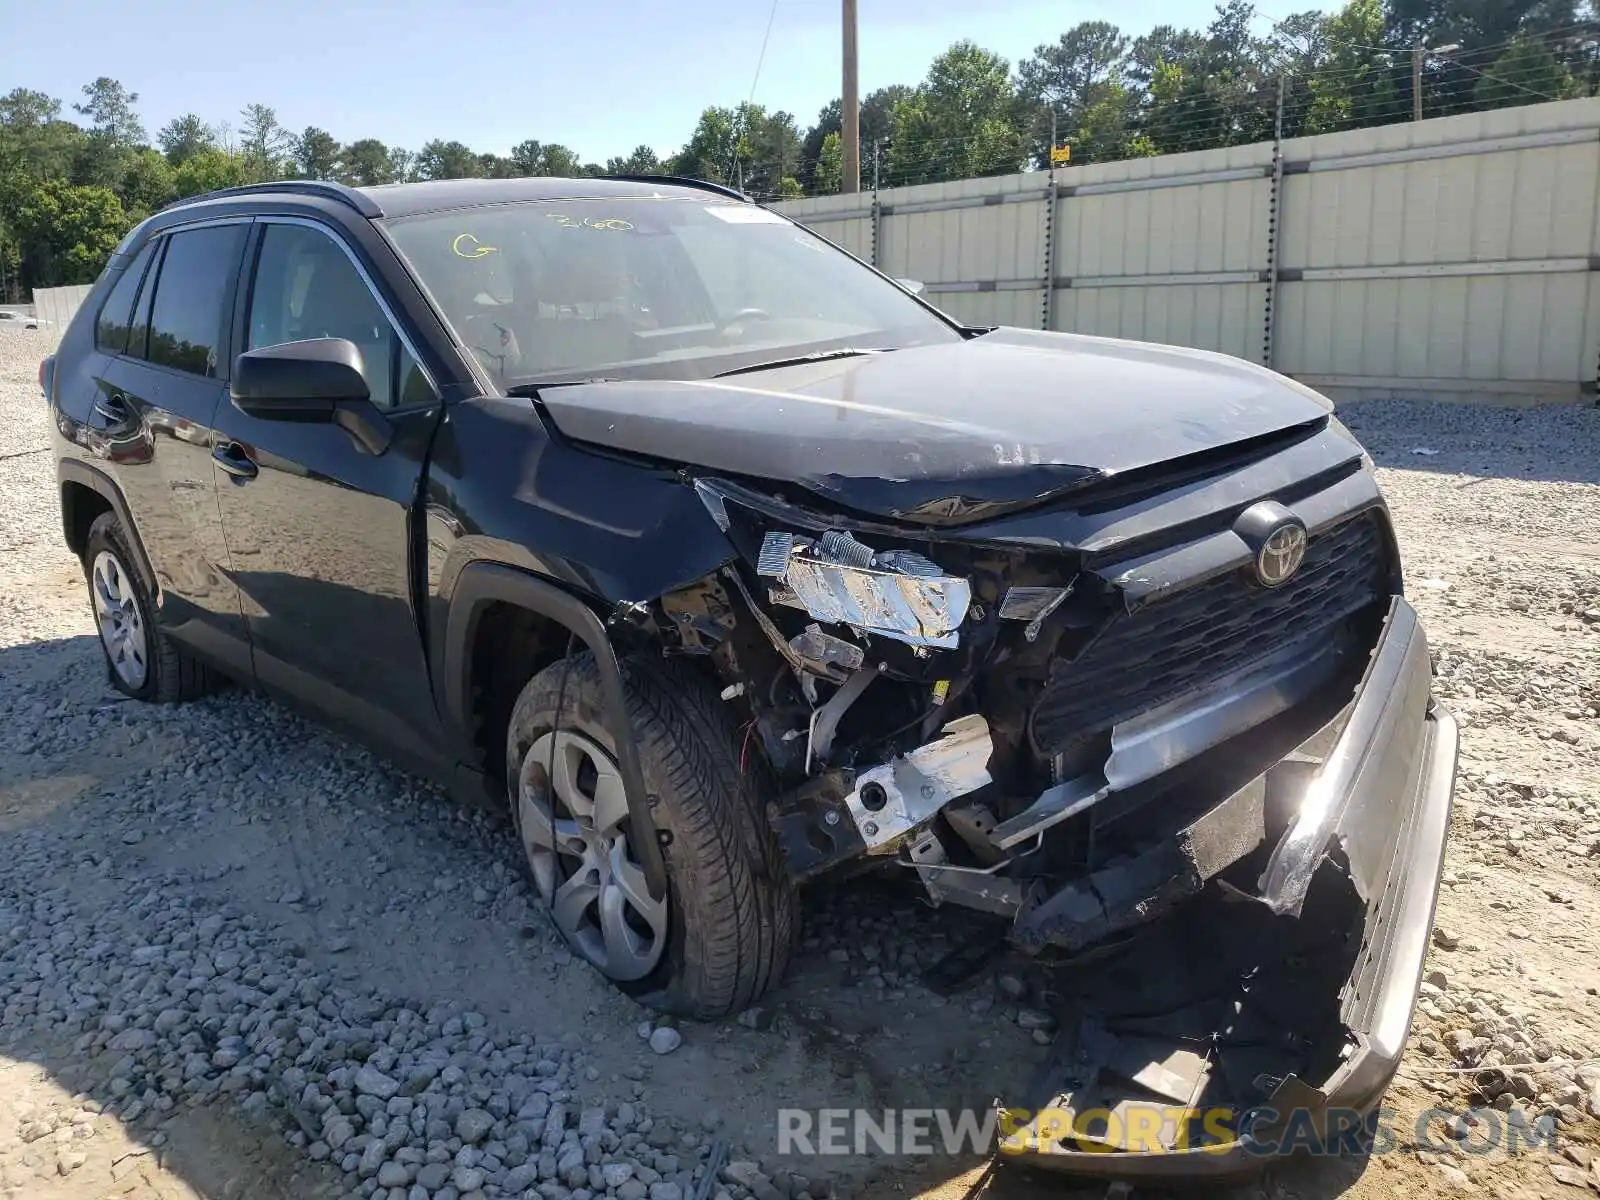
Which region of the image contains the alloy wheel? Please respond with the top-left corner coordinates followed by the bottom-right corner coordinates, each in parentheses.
top-left (518, 729), bottom-right (668, 981)
top-left (91, 550), bottom-right (147, 690)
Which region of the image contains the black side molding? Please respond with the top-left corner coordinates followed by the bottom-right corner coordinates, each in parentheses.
top-left (57, 459), bottom-right (161, 601)
top-left (443, 563), bottom-right (669, 899)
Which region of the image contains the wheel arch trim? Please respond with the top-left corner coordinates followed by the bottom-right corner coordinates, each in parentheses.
top-left (443, 561), bottom-right (668, 899)
top-left (58, 459), bottom-right (161, 603)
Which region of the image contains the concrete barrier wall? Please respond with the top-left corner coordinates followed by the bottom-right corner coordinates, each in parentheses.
top-left (779, 97), bottom-right (1600, 404)
top-left (30, 285), bottom-right (93, 332)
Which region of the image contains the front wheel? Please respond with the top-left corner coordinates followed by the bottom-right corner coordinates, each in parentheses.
top-left (506, 653), bottom-right (796, 1018)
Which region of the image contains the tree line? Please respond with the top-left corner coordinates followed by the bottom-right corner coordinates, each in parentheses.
top-left (3, 0), bottom-right (1595, 299)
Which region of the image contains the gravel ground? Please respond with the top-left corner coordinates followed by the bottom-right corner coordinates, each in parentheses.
top-left (1, 324), bottom-right (1598, 1200)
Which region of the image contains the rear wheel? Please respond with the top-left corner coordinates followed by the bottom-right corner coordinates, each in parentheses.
top-left (83, 512), bottom-right (216, 703)
top-left (507, 653), bottom-right (796, 1018)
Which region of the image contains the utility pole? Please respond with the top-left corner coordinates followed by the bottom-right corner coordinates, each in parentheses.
top-left (1412, 42), bottom-right (1459, 121)
top-left (841, 0), bottom-right (860, 193)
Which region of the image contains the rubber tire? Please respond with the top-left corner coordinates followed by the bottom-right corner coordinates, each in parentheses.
top-left (506, 652), bottom-right (797, 1019)
top-left (83, 511), bottom-right (217, 703)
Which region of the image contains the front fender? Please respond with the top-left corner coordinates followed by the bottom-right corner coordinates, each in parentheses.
top-left (438, 561), bottom-right (669, 899)
top-left (427, 396), bottom-right (737, 607)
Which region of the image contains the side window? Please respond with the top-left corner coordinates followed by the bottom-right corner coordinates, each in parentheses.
top-left (248, 223), bottom-right (417, 410)
top-left (145, 224), bottom-right (246, 377)
top-left (94, 242), bottom-right (157, 354)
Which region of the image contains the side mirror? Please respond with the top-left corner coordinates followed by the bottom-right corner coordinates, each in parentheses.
top-left (895, 278), bottom-right (927, 297)
top-left (231, 338), bottom-right (370, 420)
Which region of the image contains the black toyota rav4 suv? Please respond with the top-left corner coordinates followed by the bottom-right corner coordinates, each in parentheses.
top-left (44, 176), bottom-right (1455, 1172)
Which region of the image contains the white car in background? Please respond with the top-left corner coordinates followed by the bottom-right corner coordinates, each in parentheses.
top-left (0, 310), bottom-right (46, 329)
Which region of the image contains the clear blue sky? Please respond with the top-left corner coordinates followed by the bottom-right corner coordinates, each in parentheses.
top-left (3, 0), bottom-right (1300, 162)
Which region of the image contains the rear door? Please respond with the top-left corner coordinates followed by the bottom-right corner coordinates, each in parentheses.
top-left (90, 220), bottom-right (254, 676)
top-left (210, 216), bottom-right (449, 768)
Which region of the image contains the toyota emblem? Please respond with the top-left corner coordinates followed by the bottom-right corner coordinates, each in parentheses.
top-left (1255, 521), bottom-right (1308, 587)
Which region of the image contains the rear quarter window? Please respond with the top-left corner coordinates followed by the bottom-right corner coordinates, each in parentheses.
top-left (94, 242), bottom-right (157, 354)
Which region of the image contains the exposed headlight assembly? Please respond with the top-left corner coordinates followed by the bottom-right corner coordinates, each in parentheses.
top-left (757, 529), bottom-right (972, 649)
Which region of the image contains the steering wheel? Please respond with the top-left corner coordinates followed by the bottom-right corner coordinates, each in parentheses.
top-left (719, 307), bottom-right (772, 336)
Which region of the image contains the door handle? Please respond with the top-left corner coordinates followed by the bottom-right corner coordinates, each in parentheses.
top-left (92, 393), bottom-right (129, 425)
top-left (213, 441), bottom-right (258, 480)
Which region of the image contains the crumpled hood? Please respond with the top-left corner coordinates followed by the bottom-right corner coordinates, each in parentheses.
top-left (534, 326), bottom-right (1331, 524)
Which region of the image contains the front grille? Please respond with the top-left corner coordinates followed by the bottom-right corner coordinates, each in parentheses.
top-left (1028, 513), bottom-right (1389, 757)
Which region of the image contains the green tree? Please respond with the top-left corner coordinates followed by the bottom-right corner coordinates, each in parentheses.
top-left (799, 86), bottom-right (911, 190)
top-left (889, 41), bottom-right (1025, 185)
top-left (509, 139), bottom-right (544, 174)
top-left (1298, 0), bottom-right (1400, 134)
top-left (798, 99), bottom-right (840, 190)
top-left (74, 78), bottom-right (146, 149)
top-left (751, 106), bottom-right (804, 195)
top-left (387, 146), bottom-right (415, 183)
top-left (157, 114), bottom-right (215, 166)
top-left (1135, 1), bottom-right (1276, 155)
top-left (172, 148), bottom-right (251, 199)
top-left (1472, 39), bottom-right (1578, 108)
top-left (12, 179), bottom-right (128, 285)
top-left (239, 103), bottom-right (292, 179)
top-left (119, 148), bottom-right (175, 215)
top-left (338, 138), bottom-right (393, 185)
top-left (0, 89), bottom-right (61, 131)
top-left (668, 107), bottom-right (739, 184)
top-left (813, 131), bottom-right (843, 193)
top-left (294, 126), bottom-right (342, 180)
top-left (1019, 22), bottom-right (1131, 164)
top-left (71, 78), bottom-right (146, 190)
top-left (509, 140), bottom-right (583, 176)
top-left (604, 145), bottom-right (662, 174)
top-left (539, 144), bottom-right (582, 176)
top-left (0, 89), bottom-right (86, 182)
top-left (415, 139), bottom-right (482, 180)
top-left (1127, 25), bottom-right (1206, 89)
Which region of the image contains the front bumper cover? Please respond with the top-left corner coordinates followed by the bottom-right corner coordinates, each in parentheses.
top-left (997, 596), bottom-right (1458, 1178)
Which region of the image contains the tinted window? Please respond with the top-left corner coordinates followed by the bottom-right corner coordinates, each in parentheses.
top-left (248, 223), bottom-right (420, 410)
top-left (145, 224), bottom-right (245, 377)
top-left (94, 242), bottom-right (156, 354)
top-left (127, 243), bottom-right (158, 360)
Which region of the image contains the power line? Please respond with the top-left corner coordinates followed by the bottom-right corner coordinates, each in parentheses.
top-left (727, 0), bottom-right (784, 187)
top-left (1315, 20), bottom-right (1600, 59)
top-left (745, 0), bottom-right (782, 107)
top-left (1439, 55), bottom-right (1566, 102)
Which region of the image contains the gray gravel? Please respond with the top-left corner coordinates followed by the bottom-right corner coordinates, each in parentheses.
top-left (2, 326), bottom-right (1598, 1200)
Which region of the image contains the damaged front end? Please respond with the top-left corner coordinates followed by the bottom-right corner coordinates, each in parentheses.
top-left (644, 438), bottom-right (1454, 1171)
top-left (997, 598), bottom-right (1457, 1174)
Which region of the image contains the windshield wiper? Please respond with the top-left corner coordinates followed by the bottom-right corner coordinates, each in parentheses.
top-left (711, 347), bottom-right (893, 378)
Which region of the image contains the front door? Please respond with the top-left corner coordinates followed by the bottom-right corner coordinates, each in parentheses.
top-left (210, 217), bottom-right (449, 768)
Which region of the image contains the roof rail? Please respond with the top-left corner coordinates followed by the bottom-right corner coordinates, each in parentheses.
top-left (162, 180), bottom-right (384, 218)
top-left (602, 174), bottom-right (752, 203)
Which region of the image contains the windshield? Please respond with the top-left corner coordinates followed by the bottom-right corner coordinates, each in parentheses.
top-left (380, 197), bottom-right (959, 389)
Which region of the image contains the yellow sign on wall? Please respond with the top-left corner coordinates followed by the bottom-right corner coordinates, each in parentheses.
top-left (1050, 146), bottom-right (1072, 165)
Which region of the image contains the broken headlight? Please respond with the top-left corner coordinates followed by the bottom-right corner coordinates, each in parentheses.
top-left (758, 529), bottom-right (972, 649)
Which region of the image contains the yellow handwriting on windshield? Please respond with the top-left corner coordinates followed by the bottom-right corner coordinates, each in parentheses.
top-left (545, 214), bottom-right (634, 231)
top-left (451, 233), bottom-right (497, 259)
